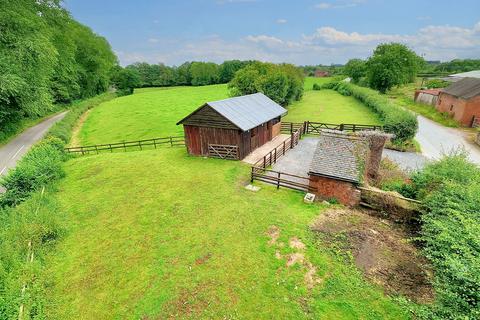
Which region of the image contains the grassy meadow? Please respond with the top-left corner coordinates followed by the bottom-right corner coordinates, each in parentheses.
top-left (43, 147), bottom-right (408, 319)
top-left (284, 90), bottom-right (382, 124)
top-left (33, 82), bottom-right (410, 318)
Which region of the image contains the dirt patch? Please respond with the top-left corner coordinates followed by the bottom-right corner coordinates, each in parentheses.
top-left (304, 262), bottom-right (323, 290)
top-left (289, 237), bottom-right (306, 250)
top-left (286, 253), bottom-right (305, 267)
top-left (69, 109), bottom-right (91, 147)
top-left (162, 282), bottom-right (215, 319)
top-left (194, 253), bottom-right (212, 265)
top-left (311, 208), bottom-right (434, 303)
top-left (266, 225), bottom-right (280, 246)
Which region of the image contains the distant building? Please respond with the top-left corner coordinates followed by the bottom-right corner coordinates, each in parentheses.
top-left (177, 93), bottom-right (286, 160)
top-left (314, 70), bottom-right (330, 77)
top-left (414, 89), bottom-right (441, 106)
top-left (447, 70), bottom-right (480, 82)
top-left (436, 77), bottom-right (480, 127)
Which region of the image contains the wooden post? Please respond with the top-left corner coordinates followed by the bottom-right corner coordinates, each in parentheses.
top-left (153, 139), bottom-right (157, 149)
top-left (277, 171), bottom-right (281, 189)
top-left (138, 141), bottom-right (142, 150)
top-left (81, 147), bottom-right (85, 155)
top-left (290, 133), bottom-right (294, 149)
top-left (290, 122), bottom-right (293, 134)
top-left (263, 155), bottom-right (266, 169)
top-left (306, 120), bottom-right (310, 134)
top-left (109, 144), bottom-right (113, 152)
top-left (283, 141), bottom-right (286, 155)
top-left (123, 142), bottom-right (127, 152)
top-left (274, 147), bottom-right (277, 163)
top-left (95, 145), bottom-right (99, 154)
top-left (251, 167), bottom-right (254, 183)
top-left (353, 124), bottom-right (356, 132)
top-left (170, 136), bottom-right (173, 146)
top-left (340, 124), bottom-right (344, 131)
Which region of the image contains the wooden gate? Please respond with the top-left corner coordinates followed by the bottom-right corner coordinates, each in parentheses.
top-left (208, 144), bottom-right (239, 160)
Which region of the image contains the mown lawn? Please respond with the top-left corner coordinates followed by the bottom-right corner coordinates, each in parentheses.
top-left (42, 147), bottom-right (409, 319)
top-left (303, 77), bottom-right (334, 91)
top-left (284, 90), bottom-right (382, 124)
top-left (79, 84), bottom-right (229, 145)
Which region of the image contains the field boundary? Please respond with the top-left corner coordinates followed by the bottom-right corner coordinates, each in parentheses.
top-left (65, 136), bottom-right (185, 155)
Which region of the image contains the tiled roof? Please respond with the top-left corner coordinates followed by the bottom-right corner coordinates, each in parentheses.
top-left (441, 77), bottom-right (480, 100)
top-left (308, 132), bottom-right (368, 184)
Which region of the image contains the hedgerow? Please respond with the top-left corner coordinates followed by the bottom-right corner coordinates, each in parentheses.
top-left (0, 93), bottom-right (115, 207)
top-left (314, 81), bottom-right (418, 143)
top-left (406, 154), bottom-right (480, 319)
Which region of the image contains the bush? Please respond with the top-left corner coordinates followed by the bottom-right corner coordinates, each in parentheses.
top-left (229, 62), bottom-right (304, 106)
top-left (406, 154), bottom-right (480, 319)
top-left (316, 81), bottom-right (418, 143)
top-left (425, 79), bottom-right (449, 89)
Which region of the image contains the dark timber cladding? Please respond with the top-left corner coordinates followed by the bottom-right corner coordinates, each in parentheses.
top-left (177, 93), bottom-right (287, 160)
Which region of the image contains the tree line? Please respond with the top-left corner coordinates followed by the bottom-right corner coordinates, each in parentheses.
top-left (112, 60), bottom-right (254, 95)
top-left (0, 0), bottom-right (117, 137)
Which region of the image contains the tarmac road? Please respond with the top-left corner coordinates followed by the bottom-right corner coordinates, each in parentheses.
top-left (0, 111), bottom-right (67, 192)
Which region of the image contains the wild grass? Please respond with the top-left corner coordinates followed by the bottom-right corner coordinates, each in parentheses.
top-left (284, 89), bottom-right (382, 125)
top-left (40, 148), bottom-right (409, 319)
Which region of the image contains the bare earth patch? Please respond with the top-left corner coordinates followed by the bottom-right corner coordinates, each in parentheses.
top-left (266, 225), bottom-right (280, 246)
top-left (311, 208), bottom-right (434, 303)
top-left (69, 109), bottom-right (91, 147)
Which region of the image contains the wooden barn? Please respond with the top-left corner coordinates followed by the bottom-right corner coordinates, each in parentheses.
top-left (177, 93), bottom-right (287, 160)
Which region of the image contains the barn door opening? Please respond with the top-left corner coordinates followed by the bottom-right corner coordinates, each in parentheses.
top-left (250, 128), bottom-right (257, 149)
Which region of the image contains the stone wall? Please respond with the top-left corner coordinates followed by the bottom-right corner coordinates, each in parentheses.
top-left (309, 175), bottom-right (361, 207)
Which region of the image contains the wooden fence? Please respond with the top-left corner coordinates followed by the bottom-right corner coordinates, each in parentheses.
top-left (208, 144), bottom-right (239, 160)
top-left (281, 121), bottom-right (383, 135)
top-left (253, 126), bottom-right (302, 169)
top-left (251, 167), bottom-right (316, 193)
top-left (64, 136), bottom-right (185, 155)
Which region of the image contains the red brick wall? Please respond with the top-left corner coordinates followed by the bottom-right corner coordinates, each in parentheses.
top-left (436, 93), bottom-right (480, 126)
top-left (309, 175), bottom-right (361, 207)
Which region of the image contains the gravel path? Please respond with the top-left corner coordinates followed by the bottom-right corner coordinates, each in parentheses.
top-left (382, 149), bottom-right (429, 172)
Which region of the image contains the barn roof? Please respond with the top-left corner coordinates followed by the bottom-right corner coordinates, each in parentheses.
top-left (177, 93), bottom-right (287, 131)
top-left (308, 132), bottom-right (368, 184)
top-left (441, 77), bottom-right (480, 100)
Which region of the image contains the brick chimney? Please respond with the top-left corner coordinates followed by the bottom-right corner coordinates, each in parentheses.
top-left (357, 131), bottom-right (392, 183)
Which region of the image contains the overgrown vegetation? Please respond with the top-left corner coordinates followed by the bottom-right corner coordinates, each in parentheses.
top-left (0, 0), bottom-right (117, 140)
top-left (0, 93), bottom-right (115, 207)
top-left (314, 81), bottom-right (418, 143)
top-left (393, 154), bottom-right (480, 319)
top-left (229, 62), bottom-right (304, 106)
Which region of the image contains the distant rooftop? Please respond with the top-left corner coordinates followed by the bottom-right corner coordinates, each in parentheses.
top-left (449, 70), bottom-right (480, 79)
top-left (441, 77), bottom-right (480, 100)
top-left (308, 132), bottom-right (368, 184)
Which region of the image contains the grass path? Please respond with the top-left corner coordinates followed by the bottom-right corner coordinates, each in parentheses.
top-left (43, 148), bottom-right (408, 319)
top-left (284, 90), bottom-right (382, 124)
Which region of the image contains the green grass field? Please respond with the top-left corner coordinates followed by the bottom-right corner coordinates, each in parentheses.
top-left (284, 90), bottom-right (382, 124)
top-left (42, 147), bottom-right (408, 319)
top-left (303, 77), bottom-right (334, 91)
top-left (33, 84), bottom-right (410, 318)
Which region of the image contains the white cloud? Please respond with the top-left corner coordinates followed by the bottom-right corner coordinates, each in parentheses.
top-left (315, 0), bottom-right (365, 10)
top-left (276, 19), bottom-right (287, 24)
top-left (117, 21), bottom-right (480, 66)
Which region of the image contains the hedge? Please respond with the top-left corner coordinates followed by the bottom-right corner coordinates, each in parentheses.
top-left (404, 154), bottom-right (480, 319)
top-left (314, 81), bottom-right (418, 143)
top-left (0, 93), bottom-right (116, 207)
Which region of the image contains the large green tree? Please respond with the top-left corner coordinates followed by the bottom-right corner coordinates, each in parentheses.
top-left (366, 43), bottom-right (424, 93)
top-left (343, 59), bottom-right (366, 83)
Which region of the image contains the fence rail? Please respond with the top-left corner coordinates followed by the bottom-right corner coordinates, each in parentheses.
top-left (208, 144), bottom-right (239, 160)
top-left (281, 121), bottom-right (383, 135)
top-left (251, 167), bottom-right (316, 193)
top-left (254, 125), bottom-right (302, 169)
top-left (65, 136), bottom-right (185, 155)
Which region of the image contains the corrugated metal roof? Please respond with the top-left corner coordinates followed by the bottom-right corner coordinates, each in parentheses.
top-left (206, 93), bottom-right (287, 131)
top-left (441, 77), bottom-right (480, 100)
top-left (449, 70), bottom-right (480, 79)
top-left (308, 133), bottom-right (368, 184)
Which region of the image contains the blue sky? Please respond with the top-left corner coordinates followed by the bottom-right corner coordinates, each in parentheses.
top-left (64, 0), bottom-right (480, 66)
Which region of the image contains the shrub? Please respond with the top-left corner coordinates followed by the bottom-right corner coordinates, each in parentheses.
top-left (407, 153), bottom-right (480, 319)
top-left (318, 81), bottom-right (418, 143)
top-left (425, 79), bottom-right (449, 89)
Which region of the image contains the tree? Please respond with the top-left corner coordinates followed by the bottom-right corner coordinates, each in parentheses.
top-left (228, 62), bottom-right (304, 106)
top-left (219, 60), bottom-right (250, 83)
top-left (344, 59), bottom-right (366, 83)
top-left (366, 43), bottom-right (424, 93)
top-left (189, 62), bottom-right (220, 86)
top-left (111, 67), bottom-right (141, 95)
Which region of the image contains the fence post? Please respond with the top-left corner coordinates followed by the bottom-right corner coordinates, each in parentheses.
top-left (269, 151), bottom-right (272, 166)
top-left (138, 141), bottom-right (142, 150)
top-left (306, 120), bottom-right (310, 134)
top-left (251, 166), bottom-right (254, 183)
top-left (170, 136), bottom-right (173, 147)
top-left (277, 171), bottom-right (281, 189)
top-left (153, 139), bottom-right (157, 149)
top-left (123, 142), bottom-right (127, 152)
top-left (353, 124), bottom-right (356, 132)
top-left (81, 147), bottom-right (85, 155)
top-left (109, 144), bottom-right (113, 152)
top-left (263, 155), bottom-right (266, 169)
top-left (339, 124), bottom-right (344, 131)
top-left (283, 141), bottom-right (286, 155)
top-left (95, 145), bottom-right (99, 154)
top-left (290, 133), bottom-right (294, 149)
top-left (290, 122), bottom-right (293, 134)
top-left (274, 147), bottom-right (277, 163)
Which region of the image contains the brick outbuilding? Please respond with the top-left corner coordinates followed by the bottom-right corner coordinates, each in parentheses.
top-left (435, 77), bottom-right (480, 127)
top-left (308, 133), bottom-right (368, 206)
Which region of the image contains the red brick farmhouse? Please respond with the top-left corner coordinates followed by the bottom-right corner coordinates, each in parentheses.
top-left (435, 77), bottom-right (480, 127)
top-left (177, 93), bottom-right (286, 160)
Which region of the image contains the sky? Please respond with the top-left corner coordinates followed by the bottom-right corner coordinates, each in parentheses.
top-left (64, 0), bottom-right (480, 66)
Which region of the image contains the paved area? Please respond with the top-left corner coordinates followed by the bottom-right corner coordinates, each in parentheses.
top-left (0, 111), bottom-right (67, 192)
top-left (416, 115), bottom-right (480, 165)
top-left (243, 134), bottom-right (290, 164)
top-left (382, 149), bottom-right (430, 172)
top-left (271, 137), bottom-right (319, 177)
